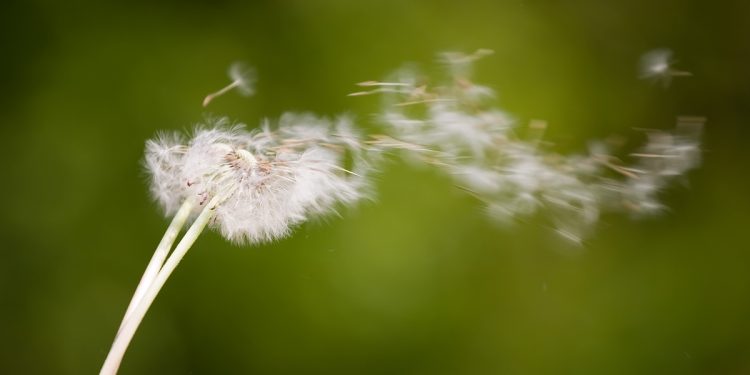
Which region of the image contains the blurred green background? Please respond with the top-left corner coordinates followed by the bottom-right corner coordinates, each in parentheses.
top-left (2, 0), bottom-right (750, 373)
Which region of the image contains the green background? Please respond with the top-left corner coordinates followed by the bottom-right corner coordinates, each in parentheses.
top-left (2, 0), bottom-right (750, 373)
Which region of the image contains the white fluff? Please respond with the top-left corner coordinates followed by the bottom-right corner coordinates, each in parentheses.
top-left (145, 116), bottom-right (367, 244)
top-left (364, 49), bottom-right (703, 242)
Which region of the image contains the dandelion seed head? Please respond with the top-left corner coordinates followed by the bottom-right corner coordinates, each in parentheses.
top-left (146, 115), bottom-right (367, 244)
top-left (203, 62), bottom-right (256, 106)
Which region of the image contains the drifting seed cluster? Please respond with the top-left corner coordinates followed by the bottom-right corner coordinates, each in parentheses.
top-left (356, 50), bottom-right (703, 243)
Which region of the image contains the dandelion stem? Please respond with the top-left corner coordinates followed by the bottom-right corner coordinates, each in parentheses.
top-left (116, 200), bottom-right (193, 336)
top-left (100, 196), bottom-right (219, 375)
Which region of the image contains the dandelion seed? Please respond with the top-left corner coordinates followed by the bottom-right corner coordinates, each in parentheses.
top-left (202, 62), bottom-right (256, 107)
top-left (554, 227), bottom-right (583, 245)
top-left (356, 81), bottom-right (411, 87)
top-left (440, 48), bottom-right (495, 65)
top-left (440, 49), bottom-right (495, 79)
top-left (639, 48), bottom-right (692, 86)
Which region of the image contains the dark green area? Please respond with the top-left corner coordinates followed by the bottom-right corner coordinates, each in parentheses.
top-left (1, 0), bottom-right (749, 373)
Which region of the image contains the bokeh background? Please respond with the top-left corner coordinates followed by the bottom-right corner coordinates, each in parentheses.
top-left (2, 0), bottom-right (750, 373)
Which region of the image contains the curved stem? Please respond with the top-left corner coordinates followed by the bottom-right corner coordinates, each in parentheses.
top-left (117, 200), bottom-right (193, 335)
top-left (100, 197), bottom-right (218, 375)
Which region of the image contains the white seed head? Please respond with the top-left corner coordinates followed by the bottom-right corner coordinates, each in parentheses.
top-left (145, 116), bottom-right (368, 244)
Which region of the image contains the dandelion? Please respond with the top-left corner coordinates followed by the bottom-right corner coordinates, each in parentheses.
top-left (202, 61), bottom-right (256, 107)
top-left (100, 115), bottom-right (367, 374)
top-left (639, 48), bottom-right (692, 86)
